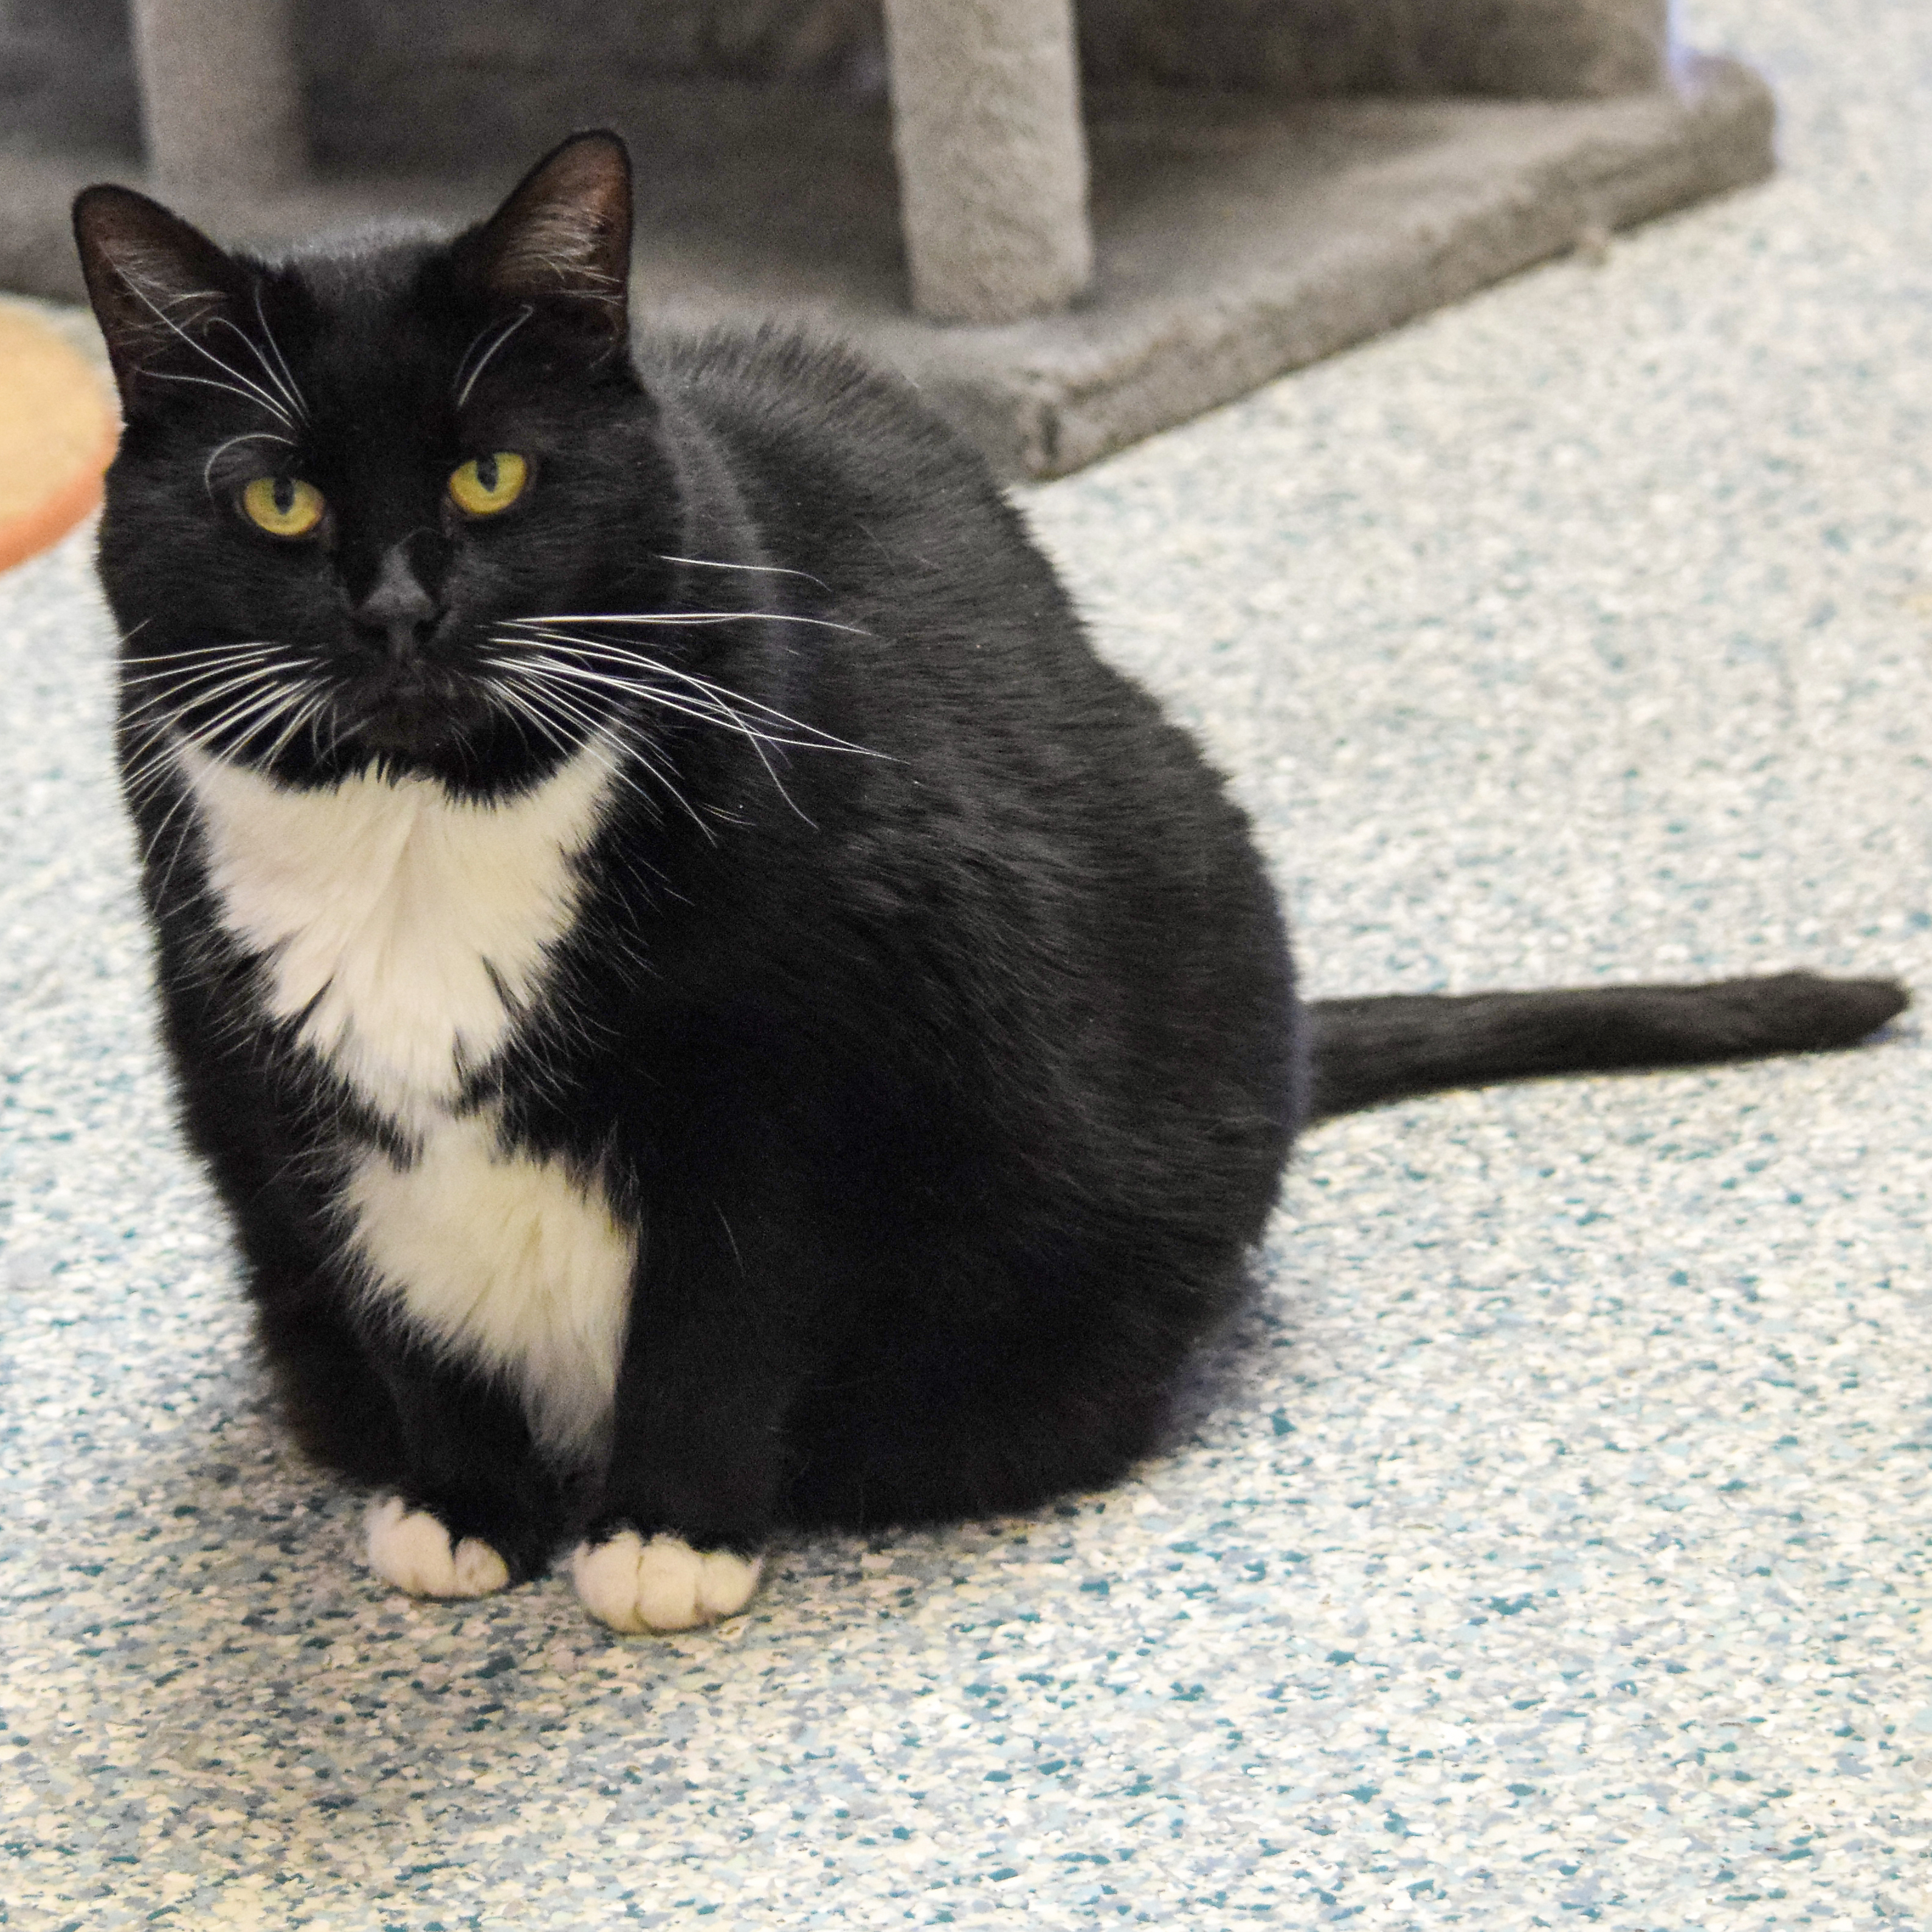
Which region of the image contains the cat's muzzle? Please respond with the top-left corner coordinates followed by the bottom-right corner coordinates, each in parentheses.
top-left (336, 661), bottom-right (488, 756)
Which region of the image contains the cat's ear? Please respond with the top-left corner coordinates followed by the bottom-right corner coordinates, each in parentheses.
top-left (72, 184), bottom-right (253, 409)
top-left (454, 131), bottom-right (632, 354)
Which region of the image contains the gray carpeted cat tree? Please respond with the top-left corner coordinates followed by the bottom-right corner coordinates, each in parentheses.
top-left (0, 0), bottom-right (1772, 476)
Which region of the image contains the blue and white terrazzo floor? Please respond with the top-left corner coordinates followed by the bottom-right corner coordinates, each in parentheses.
top-left (4, 1), bottom-right (1932, 1923)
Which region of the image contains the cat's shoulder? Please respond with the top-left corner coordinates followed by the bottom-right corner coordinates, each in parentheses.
top-left (635, 324), bottom-right (989, 493)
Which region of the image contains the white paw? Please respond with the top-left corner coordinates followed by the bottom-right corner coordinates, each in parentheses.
top-left (364, 1494), bottom-right (512, 1598)
top-left (570, 1530), bottom-right (764, 1633)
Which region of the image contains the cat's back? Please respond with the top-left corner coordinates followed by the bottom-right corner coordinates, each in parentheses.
top-left (640, 325), bottom-right (990, 525)
top-left (638, 326), bottom-right (1074, 647)
top-left (633, 325), bottom-right (1257, 885)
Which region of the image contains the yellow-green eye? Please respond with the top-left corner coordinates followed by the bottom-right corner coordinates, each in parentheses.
top-left (449, 451), bottom-right (528, 517)
top-left (241, 475), bottom-right (325, 539)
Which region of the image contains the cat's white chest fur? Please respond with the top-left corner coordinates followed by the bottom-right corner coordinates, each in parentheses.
top-left (180, 739), bottom-right (616, 1123)
top-left (181, 739), bottom-right (636, 1453)
top-left (343, 1111), bottom-right (636, 1455)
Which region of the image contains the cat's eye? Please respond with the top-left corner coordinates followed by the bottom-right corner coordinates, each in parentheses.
top-left (241, 475), bottom-right (325, 539)
top-left (449, 452), bottom-right (529, 517)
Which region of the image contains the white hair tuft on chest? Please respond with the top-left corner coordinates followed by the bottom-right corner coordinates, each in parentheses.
top-left (179, 736), bottom-right (616, 1123)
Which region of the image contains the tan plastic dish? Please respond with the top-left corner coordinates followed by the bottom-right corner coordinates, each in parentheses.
top-left (0, 304), bottom-right (118, 573)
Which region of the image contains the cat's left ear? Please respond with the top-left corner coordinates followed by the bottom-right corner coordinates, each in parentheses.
top-left (454, 131), bottom-right (633, 356)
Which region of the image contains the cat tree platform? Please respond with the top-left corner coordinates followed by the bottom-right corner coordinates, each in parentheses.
top-left (0, 0), bottom-right (1772, 478)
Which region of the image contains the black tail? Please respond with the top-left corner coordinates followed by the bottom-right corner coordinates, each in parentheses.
top-left (1304, 971), bottom-right (1910, 1122)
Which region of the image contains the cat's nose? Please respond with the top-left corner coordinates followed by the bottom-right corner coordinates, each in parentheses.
top-left (353, 545), bottom-right (442, 662)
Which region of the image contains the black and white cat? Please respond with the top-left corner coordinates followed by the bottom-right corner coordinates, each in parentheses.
top-left (72, 133), bottom-right (1905, 1634)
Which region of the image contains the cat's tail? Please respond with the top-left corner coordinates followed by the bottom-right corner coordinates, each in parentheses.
top-left (1303, 971), bottom-right (1910, 1122)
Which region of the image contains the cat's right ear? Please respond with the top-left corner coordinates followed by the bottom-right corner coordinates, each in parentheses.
top-left (72, 185), bottom-right (249, 410)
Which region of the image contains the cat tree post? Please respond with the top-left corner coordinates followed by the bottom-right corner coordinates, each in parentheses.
top-left (128, 0), bottom-right (305, 193)
top-left (879, 0), bottom-right (1093, 323)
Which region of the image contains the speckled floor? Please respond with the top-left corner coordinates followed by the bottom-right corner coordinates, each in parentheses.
top-left (5, 2), bottom-right (1932, 1926)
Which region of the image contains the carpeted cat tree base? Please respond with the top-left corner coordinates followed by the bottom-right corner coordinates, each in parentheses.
top-left (0, 57), bottom-right (1768, 479)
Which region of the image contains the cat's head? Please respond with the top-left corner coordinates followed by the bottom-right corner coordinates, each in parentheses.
top-left (75, 131), bottom-right (683, 796)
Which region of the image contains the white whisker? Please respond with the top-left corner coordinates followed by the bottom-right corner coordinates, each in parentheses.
top-left (252, 284), bottom-right (310, 420)
top-left (497, 655), bottom-right (850, 755)
top-left (505, 629), bottom-right (883, 756)
top-left (488, 668), bottom-right (714, 839)
top-left (145, 368), bottom-right (299, 416)
top-left (659, 554), bottom-right (831, 591)
top-left (490, 663), bottom-right (641, 762)
top-left (507, 607), bottom-right (871, 638)
top-left (117, 267), bottom-right (294, 426)
top-left (125, 664), bottom-right (285, 729)
top-left (187, 680), bottom-right (309, 751)
top-left (479, 673), bottom-right (582, 758)
top-left (497, 653), bottom-right (812, 822)
top-left (454, 305), bottom-right (535, 409)
top-left (209, 315), bottom-right (307, 425)
top-left (137, 778), bottom-right (202, 889)
top-left (203, 431), bottom-right (296, 500)
top-left (122, 646), bottom-right (281, 691)
top-left (120, 727), bottom-right (187, 809)
top-left (260, 684), bottom-right (333, 766)
top-left (478, 677), bottom-right (567, 767)
top-left (121, 639), bottom-right (278, 669)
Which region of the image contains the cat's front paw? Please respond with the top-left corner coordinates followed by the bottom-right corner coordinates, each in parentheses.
top-left (365, 1495), bottom-right (512, 1599)
top-left (570, 1528), bottom-right (763, 1633)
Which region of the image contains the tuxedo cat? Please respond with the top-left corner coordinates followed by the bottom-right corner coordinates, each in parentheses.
top-left (71, 133), bottom-right (1905, 1634)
